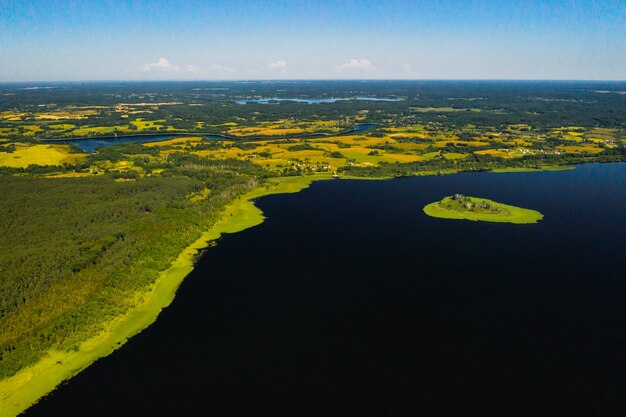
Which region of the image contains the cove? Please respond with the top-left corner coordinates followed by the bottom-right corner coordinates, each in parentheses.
top-left (22, 163), bottom-right (626, 416)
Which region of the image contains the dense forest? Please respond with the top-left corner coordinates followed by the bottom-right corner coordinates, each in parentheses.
top-left (0, 157), bottom-right (268, 377)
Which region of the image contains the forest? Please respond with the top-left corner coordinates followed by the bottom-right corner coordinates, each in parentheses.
top-left (0, 156), bottom-right (268, 378)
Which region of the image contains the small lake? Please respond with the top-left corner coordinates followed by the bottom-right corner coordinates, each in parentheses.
top-left (54, 135), bottom-right (179, 153)
top-left (54, 124), bottom-right (379, 152)
top-left (24, 164), bottom-right (626, 416)
top-left (235, 97), bottom-right (404, 104)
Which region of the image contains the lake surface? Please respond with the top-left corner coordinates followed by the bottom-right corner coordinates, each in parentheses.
top-left (25, 164), bottom-right (626, 416)
top-left (235, 97), bottom-right (404, 104)
top-left (56, 124), bottom-right (379, 152)
top-left (55, 135), bottom-right (179, 153)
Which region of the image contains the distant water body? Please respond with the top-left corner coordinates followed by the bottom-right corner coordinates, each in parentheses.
top-left (54, 135), bottom-right (179, 153)
top-left (53, 124), bottom-right (379, 152)
top-left (235, 97), bottom-right (404, 104)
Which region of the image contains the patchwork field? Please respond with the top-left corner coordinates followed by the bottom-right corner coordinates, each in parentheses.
top-left (0, 116), bottom-right (622, 175)
top-left (0, 144), bottom-right (85, 168)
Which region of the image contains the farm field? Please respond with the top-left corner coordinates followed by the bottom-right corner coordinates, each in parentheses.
top-left (0, 118), bottom-right (622, 175)
top-left (0, 144), bottom-right (84, 168)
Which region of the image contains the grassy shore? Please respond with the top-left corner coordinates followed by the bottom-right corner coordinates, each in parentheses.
top-left (491, 165), bottom-right (575, 173)
top-left (423, 196), bottom-right (543, 224)
top-left (0, 174), bottom-right (330, 417)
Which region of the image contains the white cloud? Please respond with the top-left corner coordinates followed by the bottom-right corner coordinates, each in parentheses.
top-left (336, 58), bottom-right (374, 71)
top-left (143, 57), bottom-right (174, 72)
top-left (267, 60), bottom-right (287, 69)
top-left (142, 58), bottom-right (200, 74)
top-left (211, 64), bottom-right (234, 74)
top-left (402, 64), bottom-right (413, 72)
top-left (185, 64), bottom-right (201, 74)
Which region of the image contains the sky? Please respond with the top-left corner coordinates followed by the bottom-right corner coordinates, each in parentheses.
top-left (0, 0), bottom-right (624, 81)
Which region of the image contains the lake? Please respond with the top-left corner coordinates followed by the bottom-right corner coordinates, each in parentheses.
top-left (235, 97), bottom-right (404, 104)
top-left (24, 163), bottom-right (626, 416)
top-left (54, 124), bottom-right (379, 152)
top-left (54, 135), bottom-right (179, 153)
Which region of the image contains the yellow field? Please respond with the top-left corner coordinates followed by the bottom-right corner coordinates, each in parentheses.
top-left (45, 172), bottom-right (94, 178)
top-left (442, 152), bottom-right (468, 160)
top-left (228, 127), bottom-right (307, 136)
top-left (19, 126), bottom-right (43, 136)
top-left (129, 118), bottom-right (177, 132)
top-left (71, 125), bottom-right (132, 136)
top-left (432, 140), bottom-right (489, 148)
top-left (556, 145), bottom-right (604, 154)
top-left (227, 120), bottom-right (343, 137)
top-left (0, 112), bottom-right (28, 121)
top-left (393, 143), bottom-right (430, 151)
top-left (34, 110), bottom-right (98, 120)
top-left (48, 124), bottom-right (76, 130)
top-left (385, 153), bottom-right (423, 162)
top-left (384, 126), bottom-right (426, 133)
top-left (0, 144), bottom-right (85, 167)
top-left (144, 135), bottom-right (483, 171)
top-left (475, 149), bottom-right (513, 158)
top-left (129, 119), bottom-right (615, 173)
top-left (143, 136), bottom-right (204, 147)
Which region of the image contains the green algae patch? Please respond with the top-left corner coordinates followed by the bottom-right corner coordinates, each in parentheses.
top-left (0, 174), bottom-right (330, 417)
top-left (423, 195), bottom-right (543, 224)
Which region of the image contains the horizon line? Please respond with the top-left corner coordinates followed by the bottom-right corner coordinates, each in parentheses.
top-left (1, 78), bottom-right (625, 84)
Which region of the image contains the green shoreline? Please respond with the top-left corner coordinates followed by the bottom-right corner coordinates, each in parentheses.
top-left (491, 165), bottom-right (575, 173)
top-left (0, 174), bottom-right (330, 417)
top-left (423, 196), bottom-right (543, 224)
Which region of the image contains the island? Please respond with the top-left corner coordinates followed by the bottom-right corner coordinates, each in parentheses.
top-left (423, 194), bottom-right (543, 224)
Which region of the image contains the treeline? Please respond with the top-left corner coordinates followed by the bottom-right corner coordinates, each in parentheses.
top-left (2, 81), bottom-right (626, 142)
top-left (339, 149), bottom-right (626, 177)
top-left (0, 157), bottom-right (268, 378)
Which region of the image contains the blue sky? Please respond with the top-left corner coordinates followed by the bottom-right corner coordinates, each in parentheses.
top-left (0, 0), bottom-right (624, 81)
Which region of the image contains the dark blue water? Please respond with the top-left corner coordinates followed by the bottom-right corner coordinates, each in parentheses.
top-left (55, 135), bottom-right (179, 153)
top-left (235, 97), bottom-right (403, 104)
top-left (25, 164), bottom-right (626, 417)
top-left (343, 123), bottom-right (378, 134)
top-left (55, 124), bottom-right (378, 152)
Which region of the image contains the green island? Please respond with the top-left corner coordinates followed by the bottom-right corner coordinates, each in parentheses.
top-left (423, 194), bottom-right (544, 224)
